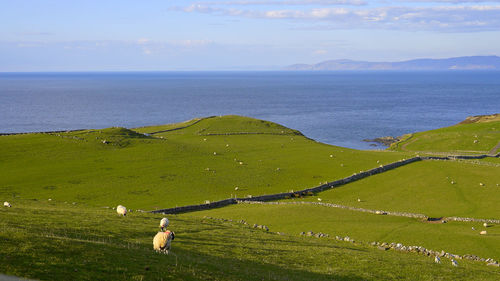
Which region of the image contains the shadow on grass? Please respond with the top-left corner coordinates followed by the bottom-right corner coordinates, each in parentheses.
top-left (0, 233), bottom-right (368, 281)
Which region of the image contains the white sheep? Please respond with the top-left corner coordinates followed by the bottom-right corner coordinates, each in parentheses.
top-left (483, 222), bottom-right (488, 227)
top-left (434, 256), bottom-right (441, 263)
top-left (153, 230), bottom-right (175, 254)
top-left (159, 217), bottom-right (169, 231)
top-left (234, 187), bottom-right (239, 191)
top-left (116, 205), bottom-right (127, 216)
top-left (480, 230), bottom-right (487, 235)
top-left (317, 198), bottom-right (322, 202)
top-left (451, 259), bottom-right (458, 267)
top-left (3, 201), bottom-right (11, 208)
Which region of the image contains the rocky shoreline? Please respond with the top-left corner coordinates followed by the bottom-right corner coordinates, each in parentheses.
top-left (363, 136), bottom-right (400, 146)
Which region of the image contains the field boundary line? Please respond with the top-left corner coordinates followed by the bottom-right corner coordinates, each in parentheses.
top-left (236, 201), bottom-right (500, 223)
top-left (148, 116), bottom-right (217, 134)
top-left (151, 153), bottom-right (499, 215)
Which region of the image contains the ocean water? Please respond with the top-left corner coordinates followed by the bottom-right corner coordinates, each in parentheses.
top-left (1, 71), bottom-right (499, 150)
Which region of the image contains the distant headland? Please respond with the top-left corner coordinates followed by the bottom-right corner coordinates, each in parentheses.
top-left (285, 56), bottom-right (500, 71)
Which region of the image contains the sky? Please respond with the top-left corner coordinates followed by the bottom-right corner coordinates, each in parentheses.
top-left (1, 0), bottom-right (500, 71)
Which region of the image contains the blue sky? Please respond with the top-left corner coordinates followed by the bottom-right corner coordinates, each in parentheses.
top-left (1, 0), bottom-right (500, 71)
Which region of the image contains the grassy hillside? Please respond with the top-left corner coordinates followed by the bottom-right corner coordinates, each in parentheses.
top-left (2, 115), bottom-right (500, 280)
top-left (391, 116), bottom-right (500, 154)
top-left (296, 160), bottom-right (500, 219)
top-left (1, 200), bottom-right (498, 281)
top-left (0, 115), bottom-right (411, 210)
top-left (191, 203), bottom-right (500, 261)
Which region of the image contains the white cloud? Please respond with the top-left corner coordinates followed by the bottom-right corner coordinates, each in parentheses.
top-left (177, 3), bottom-right (500, 31)
top-left (137, 38), bottom-right (150, 45)
top-left (313, 49), bottom-right (328, 55)
top-left (193, 0), bottom-right (366, 6)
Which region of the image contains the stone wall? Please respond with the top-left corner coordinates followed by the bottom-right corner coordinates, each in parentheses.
top-left (151, 157), bottom-right (422, 214)
top-left (150, 154), bottom-right (499, 215)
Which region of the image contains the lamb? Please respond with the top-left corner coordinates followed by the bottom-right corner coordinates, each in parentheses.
top-left (153, 230), bottom-right (175, 254)
top-left (159, 217), bottom-right (169, 231)
top-left (116, 205), bottom-right (127, 216)
top-left (3, 201), bottom-right (11, 208)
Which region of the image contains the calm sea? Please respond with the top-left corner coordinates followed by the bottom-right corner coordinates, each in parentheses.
top-left (1, 71), bottom-right (499, 150)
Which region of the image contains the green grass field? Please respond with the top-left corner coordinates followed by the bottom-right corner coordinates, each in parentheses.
top-left (296, 160), bottom-right (500, 219)
top-left (391, 119), bottom-right (500, 154)
top-left (0, 116), bottom-right (411, 209)
top-left (1, 200), bottom-right (499, 281)
top-left (1, 114), bottom-right (500, 280)
top-left (190, 203), bottom-right (500, 261)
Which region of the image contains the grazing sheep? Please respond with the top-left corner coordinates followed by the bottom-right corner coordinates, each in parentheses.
top-left (483, 223), bottom-right (488, 227)
top-left (3, 201), bottom-right (11, 208)
top-left (116, 205), bottom-right (127, 216)
top-left (317, 198), bottom-right (322, 202)
top-left (234, 187), bottom-right (239, 191)
top-left (434, 256), bottom-right (441, 263)
top-left (472, 227), bottom-right (476, 230)
top-left (451, 259), bottom-right (458, 267)
top-left (480, 230), bottom-right (487, 235)
top-left (153, 230), bottom-right (175, 254)
top-left (479, 183), bottom-right (484, 186)
top-left (357, 198), bottom-right (361, 202)
top-left (159, 218), bottom-right (169, 231)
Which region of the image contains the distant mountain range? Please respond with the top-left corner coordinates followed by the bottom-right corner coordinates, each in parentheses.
top-left (285, 56), bottom-right (500, 71)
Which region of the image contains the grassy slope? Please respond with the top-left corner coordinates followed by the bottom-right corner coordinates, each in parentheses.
top-left (1, 200), bottom-right (499, 281)
top-left (190, 203), bottom-right (500, 261)
top-left (133, 117), bottom-right (208, 134)
top-left (0, 116), bottom-right (411, 210)
top-left (296, 160), bottom-right (500, 219)
top-left (391, 120), bottom-right (500, 154)
top-left (2, 115), bottom-right (500, 280)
